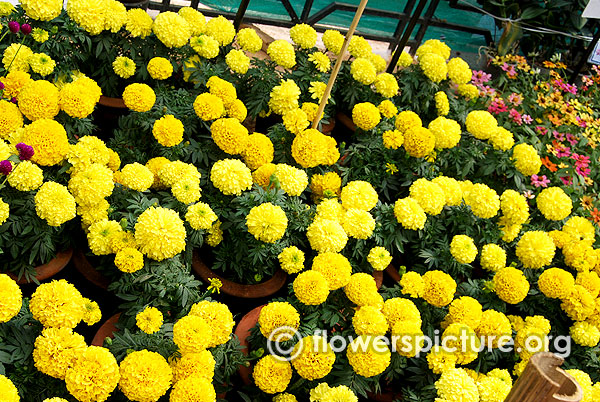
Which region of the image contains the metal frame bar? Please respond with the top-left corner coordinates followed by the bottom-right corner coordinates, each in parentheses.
top-left (386, 0), bottom-right (428, 72)
top-left (410, 0), bottom-right (440, 54)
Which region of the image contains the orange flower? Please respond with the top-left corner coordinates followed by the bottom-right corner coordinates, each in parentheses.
top-left (548, 113), bottom-right (562, 126)
top-left (541, 156), bottom-right (557, 172)
top-left (581, 196), bottom-right (594, 211)
top-left (543, 61), bottom-right (556, 68)
top-left (590, 208), bottom-right (600, 224)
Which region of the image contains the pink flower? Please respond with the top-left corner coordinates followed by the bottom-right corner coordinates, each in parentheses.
top-left (553, 130), bottom-right (565, 141)
top-left (522, 114), bottom-right (533, 124)
top-left (566, 133), bottom-right (578, 146)
top-left (556, 146), bottom-right (571, 158)
top-left (507, 93), bottom-right (523, 106)
top-left (536, 126), bottom-right (548, 136)
top-left (488, 98), bottom-right (508, 114)
top-left (471, 70), bottom-right (491, 86)
top-left (509, 108), bottom-right (522, 125)
top-left (531, 174), bottom-right (550, 188)
top-left (560, 176), bottom-right (572, 186)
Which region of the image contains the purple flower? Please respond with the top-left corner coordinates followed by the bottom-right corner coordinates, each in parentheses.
top-left (10, 97), bottom-right (17, 104)
top-left (15, 143), bottom-right (34, 161)
top-left (0, 160), bottom-right (12, 175)
top-left (0, 81), bottom-right (4, 90)
top-left (20, 24), bottom-right (31, 35)
top-left (8, 21), bottom-right (19, 34)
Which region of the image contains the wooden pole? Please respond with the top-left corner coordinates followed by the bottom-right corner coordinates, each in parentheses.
top-left (311, 0), bottom-right (369, 129)
top-left (504, 353), bottom-right (582, 402)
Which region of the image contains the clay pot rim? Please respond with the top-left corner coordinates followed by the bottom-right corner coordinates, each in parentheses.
top-left (191, 250), bottom-right (287, 299)
top-left (233, 305), bottom-right (264, 386)
top-left (72, 248), bottom-right (111, 290)
top-left (91, 313), bottom-right (121, 347)
top-left (98, 95), bottom-right (127, 109)
top-left (7, 248), bottom-right (73, 284)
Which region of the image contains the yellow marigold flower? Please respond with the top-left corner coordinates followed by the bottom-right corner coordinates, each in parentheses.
top-left (30, 279), bottom-right (85, 328)
top-left (82, 298), bottom-right (101, 325)
top-left (512, 143), bottom-right (541, 176)
top-left (253, 355), bottom-right (292, 394)
top-left (350, 57), bottom-right (377, 85)
top-left (561, 285), bottom-right (595, 321)
top-left (267, 40), bottom-right (296, 68)
top-left (0, 100), bottom-right (23, 139)
top-left (246, 202), bottom-right (288, 243)
top-left (188, 300), bottom-right (234, 347)
top-left (134, 206), bottom-right (186, 261)
top-left (450, 235), bottom-right (477, 264)
top-left (20, 0), bottom-right (62, 20)
top-left (563, 240), bottom-right (597, 272)
top-left (114, 247), bottom-right (144, 273)
top-left (464, 183), bottom-right (500, 219)
top-left (353, 306), bottom-right (388, 336)
top-left (153, 11), bottom-right (191, 48)
top-left (178, 7), bottom-right (205, 35)
top-left (352, 102), bottom-right (381, 130)
top-left (378, 100), bottom-right (398, 118)
top-left (147, 57), bottom-right (173, 80)
top-left (476, 310), bottom-right (512, 348)
top-left (445, 296), bottom-right (482, 330)
top-left (392, 320), bottom-right (424, 358)
top-left (479, 244), bottom-right (506, 272)
top-left (431, 176), bottom-right (462, 206)
top-left (152, 114), bottom-right (184, 147)
top-left (252, 163), bottom-right (276, 188)
top-left (308, 81), bottom-right (326, 102)
top-left (442, 323), bottom-right (480, 364)
top-left (35, 181), bottom-right (77, 227)
top-left (500, 189), bottom-right (529, 225)
top-left (2, 43), bottom-right (33, 72)
top-left (113, 56), bottom-right (136, 79)
top-left (0, 274), bottom-right (21, 323)
top-left (225, 49), bottom-right (250, 74)
top-left (367, 247), bottom-right (392, 271)
top-left (291, 128), bottom-right (339, 168)
top-left (420, 52), bottom-right (448, 83)
top-left (394, 197), bottom-right (426, 230)
top-left (204, 15), bottom-right (235, 45)
top-left (22, 119), bottom-right (68, 166)
top-left (118, 162), bottom-right (154, 192)
top-left (33, 327), bottom-right (86, 380)
top-left (66, 0), bottom-right (107, 35)
top-left (145, 157), bottom-right (170, 189)
top-left (435, 91), bottom-right (450, 116)
top-left (126, 8), bottom-right (153, 38)
top-left (77, 200), bottom-right (109, 229)
top-left (87, 219), bottom-right (122, 255)
top-left (273, 393), bottom-right (297, 402)
top-left (118, 350), bottom-right (172, 402)
top-left (447, 57), bottom-right (472, 85)
top-left (428, 116), bottom-right (461, 149)
top-left (416, 39), bottom-right (451, 59)
top-left (289, 23), bottom-right (317, 49)
top-left (311, 252), bottom-right (352, 290)
top-left (403, 126), bottom-right (435, 158)
top-left (7, 160), bottom-right (43, 191)
top-left (193, 92), bottom-right (224, 122)
top-left (293, 270), bottom-right (329, 305)
top-left (109, 230), bottom-right (136, 253)
top-left (410, 178), bottom-right (445, 215)
top-left (0, 2), bottom-right (15, 16)
top-left (2, 71), bottom-right (32, 99)
top-left (538, 267), bottom-right (574, 299)
top-left (226, 98), bottom-right (247, 122)
top-left (563, 216), bottom-right (595, 245)
top-left (291, 335), bottom-right (335, 380)
top-left (258, 301), bottom-right (299, 339)
top-left (278, 246), bottom-right (304, 274)
top-left (282, 108), bottom-right (309, 135)
top-left (368, 52), bottom-right (387, 73)
top-left (382, 129), bottom-right (404, 149)
top-left (186, 202), bottom-right (217, 231)
top-left (104, 0), bottom-right (127, 33)
top-left (537, 186), bottom-right (572, 221)
top-left (465, 110), bottom-right (497, 140)
top-left (315, 198), bottom-right (343, 222)
top-left (374, 72), bottom-right (399, 97)
top-left (399, 271), bottom-right (423, 298)
top-left (347, 335), bottom-right (391, 377)
top-left (422, 270), bottom-right (456, 307)
top-left (18, 80), bottom-right (59, 121)
top-left (516, 231), bottom-right (555, 269)
top-left (269, 79), bottom-right (301, 115)
top-left (236, 27), bottom-right (262, 52)
top-left (306, 218), bottom-right (347, 253)
top-left (173, 315), bottom-right (212, 353)
top-left (122, 83), bottom-right (156, 112)
top-left (59, 80), bottom-right (98, 119)
top-left (570, 321), bottom-right (600, 347)
top-left (477, 375), bottom-right (511, 402)
top-left (0, 375), bottom-right (19, 402)
top-left (65, 346), bottom-right (120, 402)
top-left (170, 376), bottom-right (215, 402)
top-left (136, 306), bottom-right (163, 334)
top-left (340, 180), bottom-right (378, 211)
top-left (397, 51), bottom-right (413, 67)
top-left (242, 133), bottom-right (274, 170)
top-left (427, 345), bottom-right (457, 374)
top-left (308, 51), bottom-right (331, 72)
top-left (171, 350), bottom-right (214, 382)
top-left (382, 297), bottom-right (421, 328)
top-left (69, 163), bottom-right (114, 205)
top-left (458, 83), bottom-right (480, 100)
top-left (489, 126), bottom-right (515, 151)
top-left (29, 53), bottom-right (56, 77)
top-left (566, 370), bottom-right (593, 402)
top-left (498, 215), bottom-right (521, 242)
top-left (273, 164), bottom-right (307, 196)
top-left (348, 35), bottom-right (372, 58)
top-left (344, 273), bottom-right (380, 307)
top-left (210, 158), bottom-right (252, 195)
top-left (493, 267), bottom-right (529, 304)
top-left (190, 34), bottom-right (220, 58)
top-left (322, 29), bottom-right (344, 54)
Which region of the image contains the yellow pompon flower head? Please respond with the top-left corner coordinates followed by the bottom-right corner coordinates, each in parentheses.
top-left (479, 244), bottom-right (507, 272)
top-left (33, 327), bottom-right (87, 380)
top-left (570, 321), bottom-right (600, 347)
top-left (500, 189), bottom-right (529, 225)
top-left (322, 29), bottom-right (344, 54)
top-left (536, 187), bottom-right (572, 221)
top-left (113, 56), bottom-right (136, 79)
top-left (340, 180), bottom-right (378, 211)
top-left (178, 7), bottom-right (205, 35)
top-left (0, 374), bottom-right (21, 402)
top-left (136, 306), bottom-right (163, 334)
top-left (493, 267), bottom-right (530, 304)
top-left (188, 300), bottom-right (235, 347)
top-left (18, 80), bottom-right (60, 121)
top-left (35, 182), bottom-right (77, 227)
top-left (293, 270), bottom-right (330, 305)
top-left (8, 160), bottom-right (43, 191)
top-left (171, 350), bottom-right (215, 382)
top-left (394, 197), bottom-right (427, 230)
top-left (2, 43), bottom-right (33, 72)
top-left (431, 176), bottom-right (462, 206)
top-left (353, 305), bottom-right (388, 336)
top-left (348, 35), bottom-right (372, 58)
top-left (416, 39), bottom-right (451, 59)
top-left (104, 0), bottom-right (127, 33)
top-left (193, 92), bottom-right (224, 121)
top-left (65, 346), bottom-right (120, 402)
top-left (147, 57), bottom-right (173, 80)
top-left (382, 129), bottom-right (404, 149)
top-left (204, 15), bottom-right (235, 45)
top-left (66, 0), bottom-right (107, 35)
top-left (125, 8), bottom-right (154, 37)
top-left (246, 202), bottom-right (288, 243)
top-left (226, 49), bottom-right (250, 74)
top-left (563, 216), bottom-right (595, 245)
top-left (282, 108), bottom-right (309, 135)
top-left (190, 34), bottom-right (220, 58)
top-left (291, 335), bottom-right (336, 380)
top-left (447, 57), bottom-right (472, 85)
top-left (30, 279), bottom-right (85, 328)
top-left (210, 117), bottom-right (249, 155)
top-left (173, 315), bottom-right (212, 353)
top-left (352, 102), bottom-right (381, 131)
top-left (69, 163), bottom-right (114, 206)
top-left (82, 298), bottom-right (101, 325)
top-left (368, 52), bottom-right (387, 73)
top-left (253, 355), bottom-right (292, 394)
top-left (273, 164), bottom-right (307, 196)
top-left (267, 40), bottom-right (296, 69)
top-left (395, 110), bottom-right (422, 133)
top-left (403, 126), bottom-right (435, 158)
top-left (308, 51), bottom-right (331, 73)
top-left (450, 235), bottom-right (477, 264)
top-left (278, 246), bottom-right (304, 274)
top-left (0, 274), bottom-right (22, 323)
top-left (29, 53), bottom-right (56, 77)
top-left (538, 267), bottom-right (574, 299)
top-left (409, 178), bottom-right (445, 215)
top-left (152, 114), bottom-right (184, 147)
top-left (435, 368), bottom-right (479, 401)
top-left (465, 110), bottom-right (497, 140)
top-left (22, 119), bottom-right (69, 166)
top-left (118, 163), bottom-right (154, 192)
top-left (312, 252), bottom-right (352, 290)
top-left (269, 79), bottom-right (301, 115)
top-left (59, 80), bottom-right (100, 119)
top-left (428, 116), bottom-right (462, 149)
top-left (464, 183), bottom-right (500, 219)
top-left (374, 73), bottom-right (399, 98)
top-left (258, 301), bottom-right (300, 340)
top-left (87, 219), bottom-right (122, 255)
top-left (422, 270), bottom-right (456, 307)
top-left (118, 350), bottom-right (172, 402)
top-left (152, 11), bottom-right (191, 48)
top-left (114, 247), bottom-right (144, 273)
top-left (378, 100), bottom-right (398, 118)
top-left (435, 91), bottom-right (450, 116)
top-left (290, 23), bottom-right (317, 48)
top-left (170, 376), bottom-right (215, 402)
top-left (122, 83), bottom-right (156, 112)
top-left (344, 273), bottom-right (380, 307)
top-left (512, 143), bottom-right (541, 176)
top-left (445, 296), bottom-right (482, 330)
top-left (20, 0), bottom-right (62, 20)
top-left (236, 27), bottom-right (262, 52)
top-left (306, 218), bottom-right (348, 253)
top-left (134, 207), bottom-right (186, 261)
top-left (186, 202), bottom-right (217, 231)
top-left (489, 126), bottom-right (515, 151)
top-left (291, 128), bottom-right (339, 168)
top-left (419, 52), bottom-right (448, 83)
top-left (516, 231), bottom-right (555, 269)
top-left (210, 158), bottom-right (252, 195)
top-left (347, 335), bottom-right (391, 377)
top-left (0, 100), bottom-right (23, 139)
top-left (399, 271), bottom-right (423, 298)
top-left (367, 247), bottom-right (392, 271)
top-left (350, 58), bottom-right (377, 85)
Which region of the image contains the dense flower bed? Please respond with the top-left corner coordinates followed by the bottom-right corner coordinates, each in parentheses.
top-left (1, 1), bottom-right (600, 402)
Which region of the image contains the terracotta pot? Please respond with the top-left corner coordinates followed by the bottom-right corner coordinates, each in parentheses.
top-left (336, 111), bottom-right (357, 132)
top-left (234, 305), bottom-right (264, 386)
top-left (373, 270), bottom-right (384, 289)
top-left (7, 249), bottom-right (73, 284)
top-left (72, 249), bottom-right (111, 290)
top-left (191, 251), bottom-right (287, 299)
top-left (367, 389), bottom-right (403, 402)
top-left (320, 118), bottom-right (336, 134)
top-left (98, 95), bottom-right (126, 109)
top-left (385, 264), bottom-right (401, 282)
top-left (92, 313), bottom-right (120, 347)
